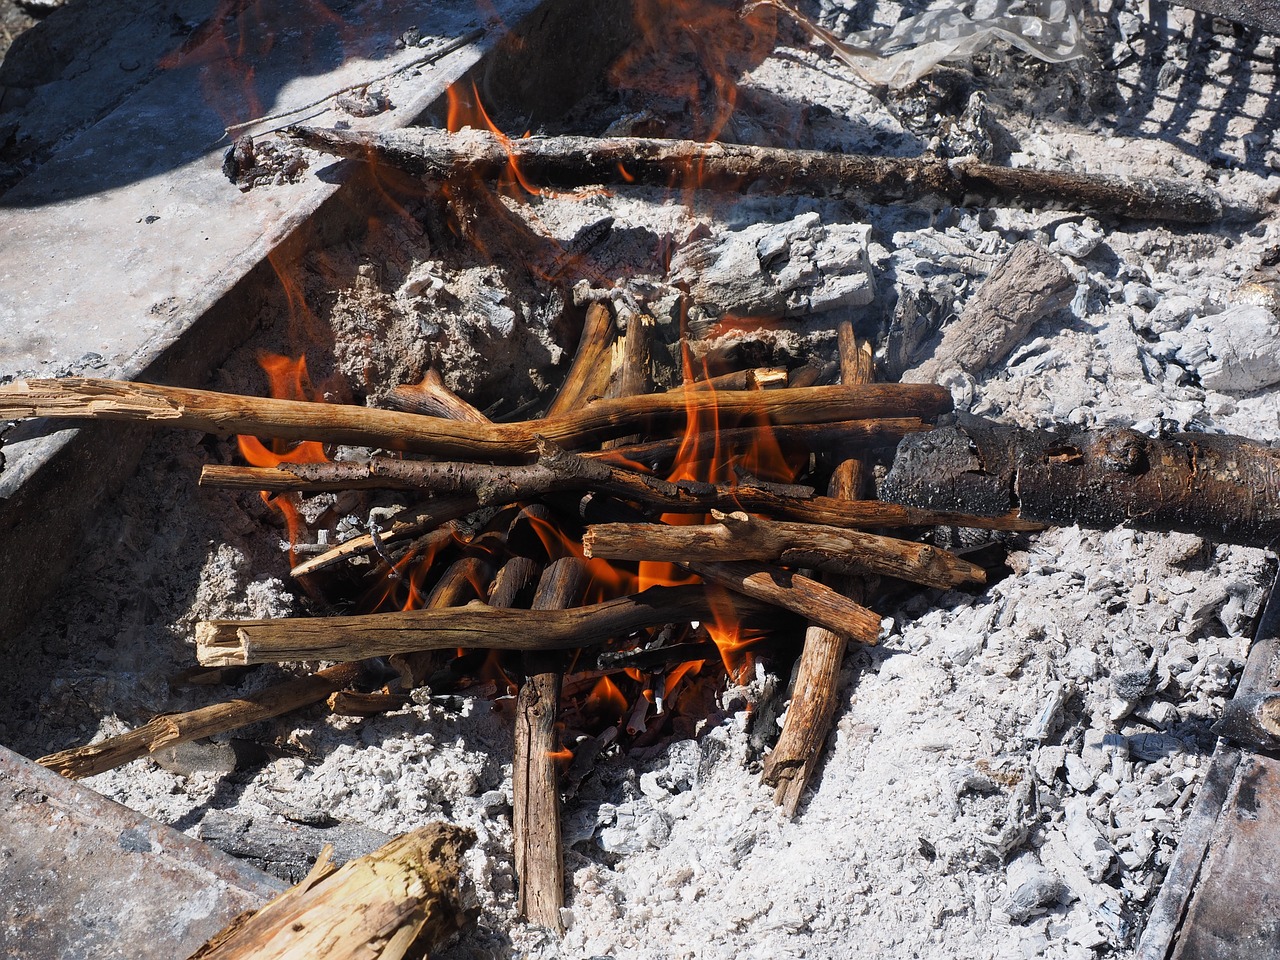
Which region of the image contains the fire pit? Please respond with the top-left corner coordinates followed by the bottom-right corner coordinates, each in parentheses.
top-left (2, 0), bottom-right (1279, 957)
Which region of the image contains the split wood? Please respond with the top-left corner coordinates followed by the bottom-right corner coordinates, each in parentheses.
top-left (38, 663), bottom-right (361, 780)
top-left (514, 557), bottom-right (588, 933)
top-left (186, 823), bottom-right (474, 960)
top-left (195, 585), bottom-right (774, 666)
top-left (905, 240), bottom-right (1074, 384)
top-left (584, 508), bottom-right (986, 590)
top-left (288, 125), bottom-right (1227, 224)
top-left (0, 377), bottom-right (949, 460)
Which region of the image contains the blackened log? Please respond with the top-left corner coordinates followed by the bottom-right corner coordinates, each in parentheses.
top-left (882, 421), bottom-right (1280, 547)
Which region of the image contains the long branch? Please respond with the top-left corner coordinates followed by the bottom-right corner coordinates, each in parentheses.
top-left (0, 378), bottom-right (949, 461)
top-left (196, 585), bottom-right (770, 666)
top-left (584, 510), bottom-right (985, 590)
top-left (288, 125), bottom-right (1227, 224)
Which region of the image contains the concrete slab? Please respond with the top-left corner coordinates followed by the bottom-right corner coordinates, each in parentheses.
top-left (0, 743), bottom-right (285, 958)
top-left (0, 0), bottom-right (632, 645)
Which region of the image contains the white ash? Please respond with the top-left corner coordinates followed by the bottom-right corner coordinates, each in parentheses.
top-left (3, 2), bottom-right (1280, 959)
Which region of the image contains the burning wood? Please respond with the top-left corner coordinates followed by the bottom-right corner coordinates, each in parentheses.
top-left (287, 125), bottom-right (1228, 224)
top-left (195, 586), bottom-right (775, 667)
top-left (583, 509), bottom-right (986, 590)
top-left (0, 377), bottom-right (950, 459)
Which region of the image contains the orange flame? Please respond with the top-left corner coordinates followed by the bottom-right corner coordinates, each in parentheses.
top-left (445, 82), bottom-right (542, 200)
top-left (585, 675), bottom-right (629, 724)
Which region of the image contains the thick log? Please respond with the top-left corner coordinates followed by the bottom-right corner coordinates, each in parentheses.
top-left (196, 585), bottom-right (769, 666)
top-left (546, 302), bottom-right (616, 418)
top-left (38, 663), bottom-right (361, 780)
top-left (288, 125), bottom-right (1227, 224)
top-left (905, 241), bottom-right (1074, 384)
top-left (584, 510), bottom-right (985, 590)
top-left (513, 558), bottom-right (588, 933)
top-left (882, 421), bottom-right (1280, 548)
top-left (682, 561), bottom-right (881, 645)
top-left (0, 378), bottom-right (949, 461)
top-left (186, 823), bottom-right (474, 960)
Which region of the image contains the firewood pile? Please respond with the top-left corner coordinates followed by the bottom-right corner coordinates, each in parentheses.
top-left (3, 0), bottom-right (1280, 956)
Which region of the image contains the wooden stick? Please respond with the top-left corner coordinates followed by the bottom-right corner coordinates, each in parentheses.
top-left (186, 823), bottom-right (474, 960)
top-left (682, 561), bottom-right (880, 645)
top-left (202, 440), bottom-right (1036, 532)
top-left (666, 367), bottom-right (788, 394)
top-left (382, 368), bottom-right (490, 423)
top-left (513, 558), bottom-right (587, 933)
top-left (0, 378), bottom-right (950, 460)
top-left (195, 585), bottom-right (769, 666)
top-left (547, 302), bottom-right (617, 418)
top-left (883, 422), bottom-right (1280, 547)
top-left (764, 326), bottom-right (872, 813)
top-left (584, 510), bottom-right (985, 590)
top-left (288, 125), bottom-right (1227, 224)
top-left (38, 663), bottom-right (361, 779)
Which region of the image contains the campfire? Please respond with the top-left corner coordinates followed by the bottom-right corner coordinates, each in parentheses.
top-left (2, 0), bottom-right (1279, 956)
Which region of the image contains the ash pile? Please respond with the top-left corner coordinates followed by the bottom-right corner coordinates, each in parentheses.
top-left (2, 0), bottom-right (1280, 958)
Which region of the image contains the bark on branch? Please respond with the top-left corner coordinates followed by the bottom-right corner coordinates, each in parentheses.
top-left (0, 377), bottom-right (949, 461)
top-left (196, 586), bottom-right (771, 667)
top-left (882, 421), bottom-right (1280, 547)
top-left (288, 125), bottom-right (1226, 224)
top-left (584, 510), bottom-right (985, 590)
top-left (38, 663), bottom-right (361, 779)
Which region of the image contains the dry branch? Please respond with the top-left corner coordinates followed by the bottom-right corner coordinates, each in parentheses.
top-left (186, 823), bottom-right (474, 960)
top-left (0, 377), bottom-right (949, 461)
top-left (584, 510), bottom-right (985, 590)
top-left (383, 368), bottom-right (490, 423)
top-left (196, 585), bottom-right (769, 666)
top-left (765, 326), bottom-right (872, 813)
top-left (883, 421), bottom-right (1280, 547)
top-left (683, 561), bottom-right (881, 645)
top-left (38, 663), bottom-right (361, 780)
top-left (289, 125), bottom-right (1226, 224)
top-left (513, 558), bottom-right (588, 933)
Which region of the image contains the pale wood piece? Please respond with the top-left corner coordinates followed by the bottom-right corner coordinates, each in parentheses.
top-left (682, 561), bottom-right (881, 645)
top-left (289, 125), bottom-right (1226, 224)
top-left (195, 585), bottom-right (769, 666)
top-left (185, 823), bottom-right (474, 960)
top-left (546, 302), bottom-right (617, 418)
top-left (38, 663), bottom-right (361, 780)
top-left (0, 377), bottom-right (950, 461)
top-left (583, 510), bottom-right (985, 590)
top-left (513, 558), bottom-right (588, 933)
top-left (905, 241), bottom-right (1074, 385)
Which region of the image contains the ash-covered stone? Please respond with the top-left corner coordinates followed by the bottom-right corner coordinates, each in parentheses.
top-left (667, 212), bottom-right (874, 320)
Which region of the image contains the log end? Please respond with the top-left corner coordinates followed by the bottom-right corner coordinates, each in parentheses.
top-left (196, 621), bottom-right (250, 667)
